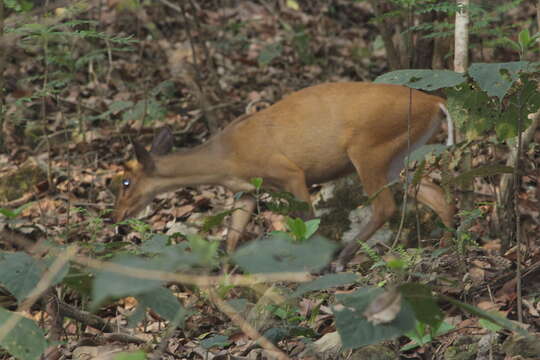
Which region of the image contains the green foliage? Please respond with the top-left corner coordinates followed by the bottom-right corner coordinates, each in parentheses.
top-left (399, 283), bottom-right (443, 327)
top-left (335, 287), bottom-right (416, 349)
top-left (202, 209), bottom-right (235, 232)
top-left (402, 320), bottom-right (454, 351)
top-left (377, 61), bottom-right (540, 141)
top-left (200, 334), bottom-right (231, 349)
top-left (133, 287), bottom-right (187, 325)
top-left (232, 233), bottom-right (336, 274)
top-left (112, 351), bottom-right (147, 360)
top-left (0, 252), bottom-right (68, 303)
top-left (468, 62), bottom-right (529, 101)
top-left (0, 308), bottom-right (48, 360)
top-left (250, 177), bottom-right (263, 190)
top-left (0, 202), bottom-right (33, 219)
top-left (3, 0), bottom-right (33, 12)
top-left (186, 234), bottom-right (219, 267)
top-left (283, 217), bottom-right (320, 242)
top-left (375, 69), bottom-right (465, 90)
top-left (290, 273), bottom-right (358, 298)
top-left (455, 208), bottom-right (483, 254)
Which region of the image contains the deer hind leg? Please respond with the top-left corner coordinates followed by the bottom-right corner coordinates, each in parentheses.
top-left (337, 148), bottom-right (397, 266)
top-left (227, 194), bottom-right (257, 253)
top-left (413, 177), bottom-right (455, 246)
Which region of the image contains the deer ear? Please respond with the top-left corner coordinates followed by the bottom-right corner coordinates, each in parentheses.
top-left (150, 126), bottom-right (174, 156)
top-left (132, 141), bottom-right (155, 172)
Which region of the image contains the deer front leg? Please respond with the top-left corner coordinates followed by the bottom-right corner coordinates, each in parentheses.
top-left (226, 194), bottom-right (257, 253)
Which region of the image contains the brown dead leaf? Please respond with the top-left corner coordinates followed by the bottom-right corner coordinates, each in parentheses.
top-left (469, 266), bottom-right (485, 283)
top-left (476, 300), bottom-right (500, 312)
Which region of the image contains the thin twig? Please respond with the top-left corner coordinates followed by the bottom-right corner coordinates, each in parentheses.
top-left (73, 254), bottom-right (313, 287)
top-left (207, 289), bottom-right (291, 360)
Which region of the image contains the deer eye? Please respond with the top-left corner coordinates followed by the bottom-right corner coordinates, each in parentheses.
top-left (122, 179), bottom-right (131, 188)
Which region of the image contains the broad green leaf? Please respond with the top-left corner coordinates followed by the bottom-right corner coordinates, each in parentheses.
top-left (262, 327), bottom-right (289, 343)
top-left (91, 254), bottom-right (171, 308)
top-left (127, 303), bottom-right (146, 328)
top-left (468, 62), bottom-right (529, 101)
top-left (140, 234), bottom-right (169, 254)
top-left (0, 252), bottom-right (67, 304)
top-left (375, 70), bottom-right (465, 91)
top-left (286, 217), bottom-right (306, 240)
top-left (136, 287), bottom-right (186, 324)
top-left (200, 335), bottom-right (231, 349)
top-left (0, 308), bottom-right (48, 360)
top-left (233, 234), bottom-right (336, 273)
top-left (291, 273), bottom-right (358, 298)
top-left (186, 234), bottom-right (219, 267)
top-left (399, 283), bottom-right (443, 327)
top-left (113, 351), bottom-right (147, 360)
top-left (335, 287), bottom-right (416, 349)
top-left (0, 252), bottom-right (42, 302)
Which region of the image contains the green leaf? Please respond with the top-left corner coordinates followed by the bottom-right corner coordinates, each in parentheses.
top-left (140, 234), bottom-right (169, 254)
top-left (0, 252), bottom-right (67, 304)
top-left (304, 219), bottom-right (320, 239)
top-left (0, 308), bottom-right (48, 360)
top-left (91, 254), bottom-right (169, 308)
top-left (501, 37), bottom-right (523, 53)
top-left (286, 217), bottom-right (307, 240)
top-left (399, 283), bottom-right (443, 327)
top-left (202, 210), bottom-right (234, 232)
top-left (113, 350), bottom-right (147, 360)
top-left (518, 29), bottom-right (530, 49)
top-left (402, 320), bottom-right (454, 351)
top-left (335, 287), bottom-right (416, 349)
top-left (0, 252), bottom-right (42, 302)
top-left (233, 234), bottom-right (336, 273)
top-left (200, 334), bottom-right (231, 349)
top-left (250, 177), bottom-right (263, 189)
top-left (186, 234), bottom-right (219, 267)
top-left (136, 287), bottom-right (186, 324)
top-left (375, 70), bottom-right (465, 91)
top-left (0, 202), bottom-right (34, 219)
top-left (468, 62), bottom-right (529, 101)
top-left (479, 315), bottom-right (503, 332)
top-left (291, 273), bottom-right (358, 298)
top-left (262, 327), bottom-right (289, 343)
